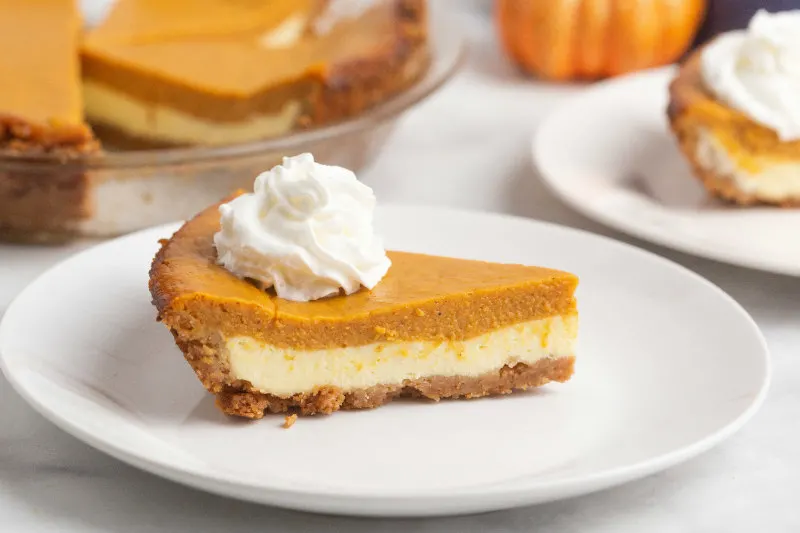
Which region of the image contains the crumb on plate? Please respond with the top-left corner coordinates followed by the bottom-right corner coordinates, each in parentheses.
top-left (283, 414), bottom-right (298, 429)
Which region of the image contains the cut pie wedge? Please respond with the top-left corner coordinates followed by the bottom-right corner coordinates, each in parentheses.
top-left (0, 0), bottom-right (95, 150)
top-left (0, 0), bottom-right (99, 240)
top-left (149, 198), bottom-right (579, 418)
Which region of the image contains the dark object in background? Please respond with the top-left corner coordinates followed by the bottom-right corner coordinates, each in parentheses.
top-left (695, 0), bottom-right (800, 43)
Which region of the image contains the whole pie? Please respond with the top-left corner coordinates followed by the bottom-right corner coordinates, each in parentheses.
top-left (149, 196), bottom-right (579, 418)
top-left (0, 0), bottom-right (429, 240)
top-left (81, 0), bottom-right (429, 148)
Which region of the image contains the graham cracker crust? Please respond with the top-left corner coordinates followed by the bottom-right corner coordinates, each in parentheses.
top-left (0, 115), bottom-right (98, 241)
top-left (215, 356), bottom-right (575, 418)
top-left (0, 115), bottom-right (96, 154)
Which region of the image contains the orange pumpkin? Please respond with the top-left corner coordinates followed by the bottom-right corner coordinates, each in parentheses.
top-left (496, 0), bottom-right (706, 81)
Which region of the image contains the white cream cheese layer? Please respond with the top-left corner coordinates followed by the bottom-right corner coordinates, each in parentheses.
top-left (695, 128), bottom-right (800, 201)
top-left (83, 81), bottom-right (301, 145)
top-left (225, 315), bottom-right (578, 397)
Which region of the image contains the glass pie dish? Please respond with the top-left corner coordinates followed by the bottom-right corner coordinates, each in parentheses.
top-left (0, 15), bottom-right (464, 243)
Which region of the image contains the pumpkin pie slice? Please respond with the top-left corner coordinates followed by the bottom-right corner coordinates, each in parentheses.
top-left (149, 198), bottom-right (579, 418)
top-left (0, 0), bottom-right (99, 240)
top-left (669, 44), bottom-right (800, 207)
top-left (0, 0), bottom-right (95, 150)
top-left (81, 0), bottom-right (429, 148)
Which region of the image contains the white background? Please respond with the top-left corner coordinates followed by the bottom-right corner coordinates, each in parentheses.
top-left (2, 2), bottom-right (799, 531)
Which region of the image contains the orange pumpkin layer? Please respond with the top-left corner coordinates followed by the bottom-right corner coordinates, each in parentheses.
top-left (150, 195), bottom-right (579, 351)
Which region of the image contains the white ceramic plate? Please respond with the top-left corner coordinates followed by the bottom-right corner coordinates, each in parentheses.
top-left (0, 206), bottom-right (769, 517)
top-left (534, 67), bottom-right (800, 277)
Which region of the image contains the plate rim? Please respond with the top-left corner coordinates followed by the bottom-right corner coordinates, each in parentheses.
top-left (532, 66), bottom-right (800, 278)
top-left (0, 206), bottom-right (772, 515)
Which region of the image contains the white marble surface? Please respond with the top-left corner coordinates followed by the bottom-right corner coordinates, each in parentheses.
top-left (2, 3), bottom-right (800, 531)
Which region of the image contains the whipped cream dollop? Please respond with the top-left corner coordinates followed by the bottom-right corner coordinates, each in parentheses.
top-left (701, 10), bottom-right (800, 141)
top-left (214, 153), bottom-right (391, 302)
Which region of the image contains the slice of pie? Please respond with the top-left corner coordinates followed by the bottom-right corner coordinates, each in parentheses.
top-left (668, 48), bottom-right (800, 207)
top-left (149, 197), bottom-right (579, 418)
top-left (0, 0), bottom-right (99, 240)
top-left (81, 0), bottom-right (429, 148)
top-left (668, 13), bottom-right (800, 208)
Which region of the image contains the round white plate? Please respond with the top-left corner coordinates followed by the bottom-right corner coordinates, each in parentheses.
top-left (0, 206), bottom-right (769, 517)
top-left (534, 67), bottom-right (800, 277)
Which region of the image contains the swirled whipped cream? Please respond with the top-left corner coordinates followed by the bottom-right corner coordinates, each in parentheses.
top-left (214, 153), bottom-right (391, 302)
top-left (701, 10), bottom-right (800, 141)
